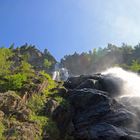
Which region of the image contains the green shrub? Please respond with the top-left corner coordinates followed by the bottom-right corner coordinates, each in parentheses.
top-left (27, 71), bottom-right (58, 114)
top-left (40, 71), bottom-right (52, 81)
top-left (44, 118), bottom-right (59, 140)
top-left (17, 61), bottom-right (35, 77)
top-left (0, 122), bottom-right (5, 139)
top-left (29, 115), bottom-right (59, 140)
top-left (28, 94), bottom-right (46, 114)
top-left (130, 60), bottom-right (140, 72)
top-left (43, 59), bottom-right (52, 68)
top-left (4, 73), bottom-right (27, 90)
top-left (0, 48), bottom-right (13, 76)
top-left (54, 96), bottom-right (70, 108)
top-left (29, 114), bottom-right (48, 129)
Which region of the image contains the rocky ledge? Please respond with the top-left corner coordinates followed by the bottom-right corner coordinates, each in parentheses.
top-left (53, 74), bottom-right (140, 140)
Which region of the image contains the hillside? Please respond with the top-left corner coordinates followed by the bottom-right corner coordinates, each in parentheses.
top-left (1, 44), bottom-right (140, 140)
top-left (61, 43), bottom-right (140, 75)
top-left (0, 45), bottom-right (69, 139)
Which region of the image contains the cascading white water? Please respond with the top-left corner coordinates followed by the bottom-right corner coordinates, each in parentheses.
top-left (102, 67), bottom-right (140, 97)
top-left (52, 63), bottom-right (69, 81)
top-left (52, 63), bottom-right (61, 81)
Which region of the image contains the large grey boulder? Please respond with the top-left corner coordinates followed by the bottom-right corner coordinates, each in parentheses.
top-left (68, 88), bottom-right (140, 140)
top-left (60, 74), bottom-right (140, 140)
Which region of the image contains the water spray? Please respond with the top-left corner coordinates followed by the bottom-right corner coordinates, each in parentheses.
top-left (102, 67), bottom-right (140, 97)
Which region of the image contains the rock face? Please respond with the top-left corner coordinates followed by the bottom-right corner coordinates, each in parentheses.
top-left (0, 91), bottom-right (40, 139)
top-left (54, 74), bottom-right (140, 140)
top-left (0, 91), bottom-right (31, 121)
top-left (45, 98), bottom-right (59, 116)
top-left (12, 44), bottom-right (57, 72)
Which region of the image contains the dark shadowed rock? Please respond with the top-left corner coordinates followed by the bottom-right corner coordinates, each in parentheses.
top-left (64, 74), bottom-right (101, 89)
top-left (45, 98), bottom-right (59, 116)
top-left (96, 74), bottom-right (124, 97)
top-left (88, 123), bottom-right (140, 140)
top-left (68, 88), bottom-right (140, 139)
top-left (76, 79), bottom-right (95, 89)
top-left (65, 73), bottom-right (124, 97)
top-left (52, 104), bottom-right (74, 138)
top-left (61, 74), bottom-right (140, 140)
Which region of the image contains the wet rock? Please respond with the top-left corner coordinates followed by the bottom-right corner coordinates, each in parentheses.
top-left (52, 104), bottom-right (74, 138)
top-left (65, 74), bottom-right (124, 97)
top-left (62, 74), bottom-right (140, 140)
top-left (88, 123), bottom-right (140, 140)
top-left (45, 98), bottom-right (59, 116)
top-left (85, 123), bottom-right (127, 140)
top-left (64, 74), bottom-right (101, 89)
top-left (96, 74), bottom-right (124, 97)
top-left (57, 87), bottom-right (68, 98)
top-left (68, 88), bottom-right (140, 139)
top-left (76, 79), bottom-right (95, 89)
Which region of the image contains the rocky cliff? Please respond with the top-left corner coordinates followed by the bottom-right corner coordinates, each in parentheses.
top-left (52, 74), bottom-right (140, 140)
top-left (12, 44), bottom-right (56, 73)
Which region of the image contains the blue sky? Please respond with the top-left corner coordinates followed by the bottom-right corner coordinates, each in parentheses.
top-left (0, 0), bottom-right (140, 60)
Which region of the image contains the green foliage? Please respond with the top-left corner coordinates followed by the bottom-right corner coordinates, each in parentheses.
top-left (22, 54), bottom-right (30, 61)
top-left (0, 45), bottom-right (59, 140)
top-left (9, 44), bottom-right (14, 50)
top-left (40, 71), bottom-right (57, 96)
top-left (130, 60), bottom-right (140, 72)
top-left (29, 114), bottom-right (48, 129)
top-left (0, 73), bottom-right (27, 92)
top-left (54, 96), bottom-right (69, 108)
top-left (0, 122), bottom-right (5, 139)
top-left (19, 61), bottom-right (34, 74)
top-left (28, 94), bottom-right (46, 114)
top-left (40, 71), bottom-right (52, 80)
top-left (28, 71), bottom-right (57, 113)
top-left (44, 49), bottom-right (56, 65)
top-left (29, 114), bottom-right (59, 140)
top-left (43, 59), bottom-right (52, 68)
top-left (61, 43), bottom-right (138, 74)
top-left (45, 118), bottom-right (59, 140)
top-left (4, 73), bottom-right (27, 90)
top-left (0, 48), bottom-right (13, 75)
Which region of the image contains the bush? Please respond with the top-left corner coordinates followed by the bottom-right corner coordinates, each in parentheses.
top-left (43, 59), bottom-right (52, 69)
top-left (29, 114), bottom-right (59, 140)
top-left (3, 73), bottom-right (27, 91)
top-left (17, 61), bottom-right (35, 77)
top-left (54, 96), bottom-right (69, 108)
top-left (28, 94), bottom-right (46, 114)
top-left (0, 48), bottom-right (13, 76)
top-left (0, 122), bottom-right (5, 139)
top-left (44, 118), bottom-right (59, 140)
top-left (130, 60), bottom-right (140, 72)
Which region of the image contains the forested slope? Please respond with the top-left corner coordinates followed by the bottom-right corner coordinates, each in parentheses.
top-left (61, 43), bottom-right (140, 75)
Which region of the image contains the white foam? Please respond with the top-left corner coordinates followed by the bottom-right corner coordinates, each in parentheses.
top-left (102, 67), bottom-right (140, 97)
